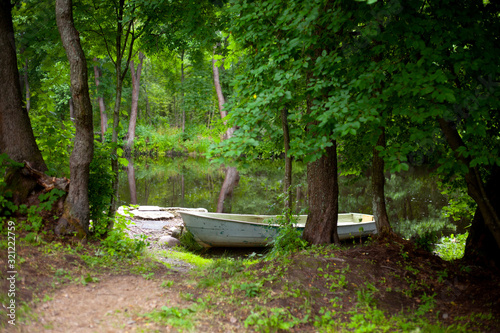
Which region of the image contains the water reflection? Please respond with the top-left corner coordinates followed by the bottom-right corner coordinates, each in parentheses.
top-left (119, 157), bottom-right (467, 238)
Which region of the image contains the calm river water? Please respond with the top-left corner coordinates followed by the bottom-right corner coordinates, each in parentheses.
top-left (119, 157), bottom-right (468, 238)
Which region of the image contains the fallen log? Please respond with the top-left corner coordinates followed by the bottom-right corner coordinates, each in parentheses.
top-left (24, 160), bottom-right (70, 192)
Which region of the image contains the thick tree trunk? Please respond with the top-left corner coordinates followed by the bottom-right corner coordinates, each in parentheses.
top-left (438, 118), bottom-right (500, 252)
top-left (93, 58), bottom-right (107, 142)
top-left (55, 0), bottom-right (94, 238)
top-left (0, 0), bottom-right (47, 204)
top-left (372, 127), bottom-right (392, 235)
top-left (125, 52), bottom-right (144, 156)
top-left (303, 143), bottom-right (340, 245)
top-left (464, 165), bottom-right (500, 267)
top-left (281, 106), bottom-right (293, 218)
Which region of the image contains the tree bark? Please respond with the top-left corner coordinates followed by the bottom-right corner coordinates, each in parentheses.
top-left (463, 167), bottom-right (500, 268)
top-left (180, 49), bottom-right (186, 132)
top-left (303, 143), bottom-right (340, 245)
top-left (55, 0), bottom-right (94, 238)
top-left (0, 0), bottom-right (47, 204)
top-left (372, 127), bottom-right (392, 236)
top-left (216, 166), bottom-right (239, 213)
top-left (93, 58), bottom-right (107, 142)
top-left (125, 52), bottom-right (144, 156)
top-left (438, 118), bottom-right (500, 251)
top-left (212, 44), bottom-right (239, 213)
top-left (212, 52), bottom-right (226, 119)
top-left (212, 44), bottom-right (235, 140)
top-left (126, 157), bottom-right (137, 205)
top-left (23, 61), bottom-right (30, 113)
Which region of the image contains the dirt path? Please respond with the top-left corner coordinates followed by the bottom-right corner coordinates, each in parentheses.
top-left (19, 275), bottom-right (178, 333)
top-left (3, 207), bottom-right (220, 333)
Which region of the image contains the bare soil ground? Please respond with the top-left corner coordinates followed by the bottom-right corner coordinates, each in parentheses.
top-left (1, 218), bottom-right (499, 332)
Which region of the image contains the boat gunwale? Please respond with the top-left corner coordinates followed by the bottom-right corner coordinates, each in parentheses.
top-left (179, 211), bottom-right (375, 228)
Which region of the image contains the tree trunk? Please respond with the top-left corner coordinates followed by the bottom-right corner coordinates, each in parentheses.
top-left (125, 52), bottom-right (145, 156)
top-left (0, 0), bottom-right (47, 204)
top-left (303, 143), bottom-right (340, 245)
top-left (108, 0), bottom-right (135, 228)
top-left (438, 118), bottom-right (500, 252)
top-left (212, 43), bottom-right (240, 213)
top-left (372, 127), bottom-right (392, 236)
top-left (23, 61), bottom-right (30, 113)
top-left (143, 85), bottom-right (151, 125)
top-left (55, 0), bottom-right (94, 238)
top-left (108, 76), bottom-right (123, 225)
top-left (217, 166), bottom-right (240, 213)
top-left (212, 50), bottom-right (226, 119)
top-left (212, 45), bottom-right (236, 140)
top-left (281, 106), bottom-right (293, 218)
top-left (126, 157), bottom-right (137, 205)
top-left (93, 58), bottom-right (107, 142)
top-left (180, 49), bottom-right (185, 132)
top-left (464, 165), bottom-right (500, 267)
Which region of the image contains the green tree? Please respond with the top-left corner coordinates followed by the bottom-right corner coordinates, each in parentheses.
top-left (217, 0), bottom-right (500, 260)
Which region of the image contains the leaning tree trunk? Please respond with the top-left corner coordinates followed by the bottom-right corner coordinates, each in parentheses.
top-left (124, 52), bottom-right (145, 156)
top-left (438, 118), bottom-right (500, 252)
top-left (212, 44), bottom-right (235, 140)
top-left (372, 127), bottom-right (392, 236)
top-left (55, 0), bottom-right (94, 238)
top-left (464, 165), bottom-right (500, 267)
top-left (216, 166), bottom-right (239, 213)
top-left (0, 0), bottom-right (47, 205)
top-left (302, 143), bottom-right (340, 245)
top-left (93, 58), bottom-right (107, 142)
top-left (213, 44), bottom-right (239, 213)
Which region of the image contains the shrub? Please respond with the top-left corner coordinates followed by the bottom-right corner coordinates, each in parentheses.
top-left (434, 232), bottom-right (468, 261)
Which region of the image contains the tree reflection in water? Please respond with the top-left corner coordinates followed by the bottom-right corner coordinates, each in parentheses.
top-left (120, 158), bottom-right (470, 237)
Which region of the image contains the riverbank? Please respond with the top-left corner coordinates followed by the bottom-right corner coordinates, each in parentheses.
top-left (1, 211), bottom-right (498, 332)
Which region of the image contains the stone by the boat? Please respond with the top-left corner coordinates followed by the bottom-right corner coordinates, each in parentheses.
top-left (166, 226), bottom-right (184, 239)
top-left (158, 235), bottom-right (181, 247)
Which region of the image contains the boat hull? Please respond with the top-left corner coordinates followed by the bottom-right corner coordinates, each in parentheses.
top-left (180, 212), bottom-right (377, 248)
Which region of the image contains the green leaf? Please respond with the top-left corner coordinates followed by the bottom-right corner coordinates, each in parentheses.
top-left (118, 158), bottom-right (129, 167)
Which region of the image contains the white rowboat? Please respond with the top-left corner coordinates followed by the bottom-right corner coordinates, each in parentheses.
top-left (179, 212), bottom-right (377, 248)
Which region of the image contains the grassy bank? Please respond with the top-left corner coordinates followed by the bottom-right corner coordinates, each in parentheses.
top-left (1, 224), bottom-right (498, 332)
top-left (132, 124), bottom-right (216, 156)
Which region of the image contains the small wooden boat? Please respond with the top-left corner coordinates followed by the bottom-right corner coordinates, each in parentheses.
top-left (179, 212), bottom-right (377, 248)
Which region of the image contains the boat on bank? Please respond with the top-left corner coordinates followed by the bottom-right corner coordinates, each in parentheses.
top-left (179, 212), bottom-right (377, 248)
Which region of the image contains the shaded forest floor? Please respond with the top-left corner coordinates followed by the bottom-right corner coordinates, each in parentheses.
top-left (1, 230), bottom-right (499, 332)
